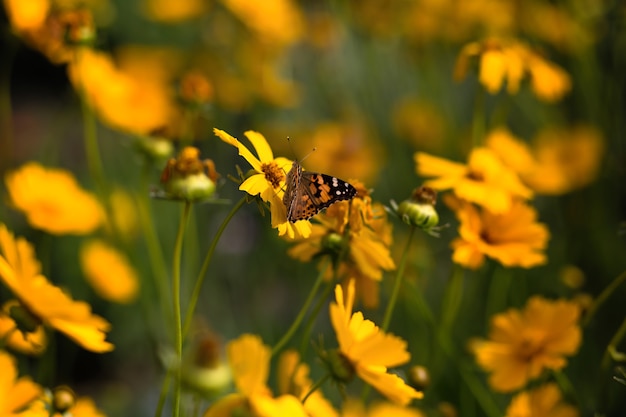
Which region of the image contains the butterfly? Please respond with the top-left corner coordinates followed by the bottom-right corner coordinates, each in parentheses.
top-left (283, 159), bottom-right (357, 222)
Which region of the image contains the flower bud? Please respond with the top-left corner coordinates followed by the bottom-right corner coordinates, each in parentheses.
top-left (182, 333), bottom-right (232, 397)
top-left (134, 133), bottom-right (174, 162)
top-left (159, 147), bottom-right (219, 201)
top-left (407, 365), bottom-right (430, 391)
top-left (394, 186), bottom-right (440, 233)
top-left (52, 386), bottom-right (76, 413)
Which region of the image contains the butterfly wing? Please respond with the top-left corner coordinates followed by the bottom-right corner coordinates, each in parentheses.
top-left (287, 172), bottom-right (357, 222)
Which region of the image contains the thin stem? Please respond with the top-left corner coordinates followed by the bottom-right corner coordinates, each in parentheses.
top-left (154, 373), bottom-right (171, 417)
top-left (601, 314), bottom-right (626, 371)
top-left (271, 258), bottom-right (331, 357)
top-left (301, 372), bottom-right (332, 404)
top-left (297, 277), bottom-right (336, 356)
top-left (583, 269), bottom-right (626, 327)
top-left (441, 265), bottom-right (465, 332)
top-left (172, 201), bottom-right (192, 417)
top-left (382, 226), bottom-right (416, 331)
top-left (182, 196), bottom-right (246, 338)
top-left (552, 370), bottom-right (579, 404)
top-left (472, 87), bottom-right (486, 147)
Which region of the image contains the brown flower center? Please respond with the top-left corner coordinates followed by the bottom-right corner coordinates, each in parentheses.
top-left (517, 334), bottom-right (545, 361)
top-left (467, 169), bottom-right (485, 181)
top-left (261, 162), bottom-right (285, 189)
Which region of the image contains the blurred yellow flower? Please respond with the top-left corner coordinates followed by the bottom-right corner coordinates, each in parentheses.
top-left (505, 383), bottom-right (578, 417)
top-left (106, 188), bottom-right (139, 241)
top-left (391, 98), bottom-right (446, 152)
top-left (0, 350), bottom-right (43, 415)
top-left (3, 0), bottom-right (50, 31)
top-left (486, 126), bottom-right (605, 195)
top-left (80, 239), bottom-right (139, 304)
top-left (277, 350), bottom-right (338, 417)
top-left (0, 224), bottom-right (114, 353)
top-left (288, 183), bottom-right (395, 308)
top-left (472, 296), bottom-right (581, 392)
top-left (415, 148), bottom-right (533, 214)
top-left (219, 0), bottom-right (304, 47)
top-left (204, 334), bottom-right (309, 417)
top-left (5, 162), bottom-right (104, 235)
top-left (342, 398), bottom-right (426, 417)
top-left (141, 0), bottom-right (209, 22)
top-left (0, 301), bottom-right (47, 355)
top-left (214, 128), bottom-right (312, 239)
top-left (455, 38), bottom-right (571, 102)
top-left (446, 197), bottom-right (549, 269)
top-left (69, 48), bottom-right (178, 135)
top-left (329, 281), bottom-right (423, 406)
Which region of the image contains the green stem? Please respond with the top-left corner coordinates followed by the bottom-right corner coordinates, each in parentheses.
top-left (552, 370), bottom-right (578, 404)
top-left (182, 196), bottom-right (246, 338)
top-left (441, 265), bottom-right (465, 332)
top-left (172, 201), bottom-right (192, 417)
top-left (472, 87), bottom-right (486, 147)
top-left (271, 258), bottom-right (331, 357)
top-left (382, 227), bottom-right (416, 331)
top-left (138, 159), bottom-right (173, 334)
top-left (297, 277), bottom-right (336, 356)
top-left (484, 266), bottom-right (512, 323)
top-left (301, 372), bottom-right (332, 404)
top-left (583, 270), bottom-right (626, 327)
top-left (601, 315), bottom-right (626, 371)
top-left (154, 372), bottom-right (171, 417)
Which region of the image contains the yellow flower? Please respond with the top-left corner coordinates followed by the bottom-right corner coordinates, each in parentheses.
top-left (5, 162), bottom-right (104, 235)
top-left (472, 296), bottom-right (581, 392)
top-left (0, 224), bottom-right (114, 353)
top-left (277, 350), bottom-right (338, 417)
top-left (415, 148), bottom-right (533, 214)
top-left (446, 197), bottom-right (549, 270)
top-left (342, 398), bottom-right (426, 417)
top-left (0, 350), bottom-right (43, 415)
top-left (214, 128), bottom-right (312, 239)
top-left (203, 334), bottom-right (309, 417)
top-left (288, 183), bottom-right (395, 308)
top-left (3, 0), bottom-right (50, 31)
top-left (486, 126), bottom-right (605, 195)
top-left (219, 0), bottom-right (304, 47)
top-left (68, 48), bottom-right (178, 135)
top-left (80, 239), bottom-right (139, 304)
top-left (329, 280), bottom-right (423, 406)
top-left (455, 38), bottom-right (571, 102)
top-left (0, 301), bottom-right (47, 355)
top-left (141, 0), bottom-right (209, 22)
top-left (106, 188), bottom-right (139, 241)
top-left (25, 392), bottom-right (107, 417)
top-left (505, 383), bottom-right (578, 417)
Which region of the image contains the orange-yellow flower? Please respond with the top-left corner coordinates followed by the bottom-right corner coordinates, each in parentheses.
top-left (80, 239), bottom-right (139, 304)
top-left (471, 296), bottom-right (581, 392)
top-left (447, 197), bottom-right (549, 270)
top-left (0, 350), bottom-right (43, 415)
top-left (455, 38), bottom-right (571, 102)
top-left (415, 148), bottom-right (532, 214)
top-left (203, 334), bottom-right (309, 417)
top-left (0, 301), bottom-right (47, 355)
top-left (141, 0), bottom-right (209, 22)
top-left (0, 224), bottom-right (114, 353)
top-left (329, 280), bottom-right (422, 406)
top-left (214, 128), bottom-right (312, 239)
top-left (342, 398), bottom-right (426, 417)
top-left (504, 383), bottom-right (578, 417)
top-left (5, 162), bottom-right (104, 235)
top-left (487, 126), bottom-right (604, 195)
top-left (277, 350), bottom-right (338, 417)
top-left (3, 0), bottom-right (50, 32)
top-left (288, 184), bottom-right (395, 308)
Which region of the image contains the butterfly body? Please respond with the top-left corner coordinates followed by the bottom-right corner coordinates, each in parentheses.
top-left (283, 160), bottom-right (357, 222)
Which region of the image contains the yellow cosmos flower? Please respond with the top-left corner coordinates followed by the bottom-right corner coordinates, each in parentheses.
top-left (219, 0), bottom-right (304, 47)
top-left (214, 128), bottom-right (312, 239)
top-left (0, 224), bottom-right (114, 353)
top-left (487, 127), bottom-right (604, 195)
top-left (0, 301), bottom-right (47, 355)
top-left (68, 48), bottom-right (177, 135)
top-left (288, 184), bottom-right (395, 308)
top-left (505, 383), bottom-right (578, 417)
top-left (472, 296), bottom-right (581, 392)
top-left (3, 0), bottom-right (50, 31)
top-left (5, 162), bottom-right (104, 235)
top-left (0, 350), bottom-right (43, 415)
top-left (141, 0), bottom-right (209, 22)
top-left (342, 398), bottom-right (426, 417)
top-left (415, 148), bottom-right (533, 214)
top-left (329, 281), bottom-right (423, 406)
top-left (277, 350), bottom-right (338, 417)
top-left (446, 196), bottom-right (549, 270)
top-left (455, 38), bottom-right (571, 102)
top-left (204, 334), bottom-right (308, 417)
top-left (80, 240), bottom-right (139, 304)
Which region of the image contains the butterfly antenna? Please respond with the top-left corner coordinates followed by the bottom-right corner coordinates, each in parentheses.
top-left (286, 136), bottom-right (316, 162)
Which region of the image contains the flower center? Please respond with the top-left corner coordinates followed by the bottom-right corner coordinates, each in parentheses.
top-left (517, 333), bottom-right (545, 361)
top-left (467, 169), bottom-right (485, 181)
top-left (261, 162), bottom-right (285, 189)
